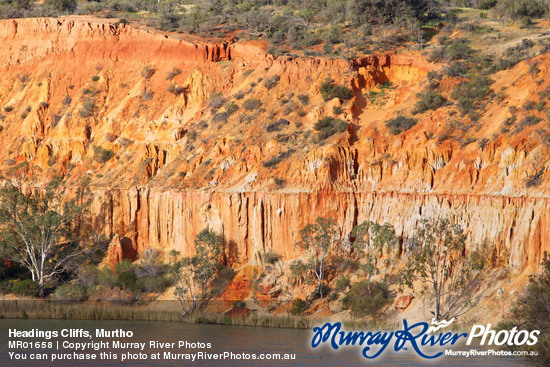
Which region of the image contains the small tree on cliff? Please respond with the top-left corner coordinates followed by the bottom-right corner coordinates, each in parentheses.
top-left (296, 217), bottom-right (340, 298)
top-left (0, 177), bottom-right (90, 297)
top-left (170, 229), bottom-right (223, 316)
top-left (351, 221), bottom-right (398, 284)
top-left (398, 218), bottom-right (483, 320)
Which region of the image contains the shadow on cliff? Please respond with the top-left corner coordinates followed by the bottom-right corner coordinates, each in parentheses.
top-left (120, 236), bottom-right (138, 261)
top-left (225, 239), bottom-right (240, 267)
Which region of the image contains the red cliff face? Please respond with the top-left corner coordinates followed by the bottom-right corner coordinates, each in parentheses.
top-left (91, 189), bottom-right (550, 274)
top-left (0, 17), bottom-right (548, 285)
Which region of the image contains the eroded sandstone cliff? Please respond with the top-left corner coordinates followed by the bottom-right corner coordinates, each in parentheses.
top-left (0, 17), bottom-right (548, 289)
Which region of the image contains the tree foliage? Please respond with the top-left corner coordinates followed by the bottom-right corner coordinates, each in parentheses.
top-left (0, 177), bottom-right (92, 297)
top-left (313, 117), bottom-right (348, 140)
top-left (319, 78), bottom-right (353, 101)
top-left (296, 217), bottom-right (341, 298)
top-left (398, 218), bottom-right (483, 320)
top-left (385, 116), bottom-right (417, 135)
top-left (502, 253), bottom-right (550, 366)
top-left (493, 0), bottom-right (550, 19)
top-left (351, 221), bottom-right (398, 283)
top-left (342, 280), bottom-right (392, 318)
top-left (44, 0), bottom-right (76, 12)
top-left (170, 229), bottom-right (223, 316)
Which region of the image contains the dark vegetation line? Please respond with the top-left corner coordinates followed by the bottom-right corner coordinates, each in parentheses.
top-left (1, 0), bottom-right (547, 58)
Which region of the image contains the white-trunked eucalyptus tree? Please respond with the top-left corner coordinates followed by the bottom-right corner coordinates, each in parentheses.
top-left (0, 177), bottom-right (92, 297)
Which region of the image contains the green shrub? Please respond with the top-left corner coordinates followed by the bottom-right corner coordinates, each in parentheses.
top-left (334, 277), bottom-right (350, 293)
top-left (480, 0), bottom-right (497, 9)
top-left (289, 260), bottom-right (308, 286)
top-left (0, 280), bottom-right (14, 294)
top-left (82, 87), bottom-right (97, 96)
top-left (141, 65), bottom-right (155, 79)
top-left (168, 84), bottom-right (185, 96)
top-left (16, 73), bottom-right (30, 83)
top-left (521, 115), bottom-right (542, 126)
top-left (218, 266), bottom-right (237, 281)
top-left (314, 117), bottom-right (348, 139)
top-left (427, 71), bottom-right (442, 89)
top-left (263, 157), bottom-right (282, 168)
top-left (414, 91), bottom-right (446, 114)
top-left (93, 146), bottom-right (115, 164)
top-left (493, 39), bottom-right (536, 71)
top-left (451, 76), bottom-right (492, 118)
top-left (310, 284), bottom-right (331, 300)
top-left (78, 265), bottom-right (101, 287)
top-left (478, 138), bottom-right (490, 149)
top-left (213, 111), bottom-right (230, 123)
top-left (208, 93), bottom-right (225, 109)
top-left (242, 98), bottom-right (262, 111)
top-left (493, 0), bottom-right (549, 20)
top-left (137, 276), bottom-right (170, 293)
top-left (4, 106), bottom-right (13, 113)
top-left (428, 38), bottom-right (474, 63)
top-left (264, 252), bottom-right (280, 265)
top-left (321, 26), bottom-right (342, 45)
top-left (445, 61), bottom-right (467, 77)
top-left (282, 101), bottom-right (296, 115)
top-left (266, 118), bottom-right (290, 132)
top-left (81, 256), bottom-right (170, 296)
top-left (210, 266), bottom-right (236, 295)
top-left (500, 253), bottom-right (550, 365)
top-left (446, 39), bottom-right (475, 61)
top-left (45, 0), bottom-right (77, 12)
top-left (52, 283), bottom-right (87, 302)
top-left (213, 102), bottom-right (239, 123)
top-left (297, 94), bottom-right (309, 105)
top-left (521, 16), bottom-right (533, 27)
top-left (141, 90), bottom-right (154, 101)
top-left (117, 270), bottom-right (139, 293)
top-left (12, 279), bottom-right (37, 296)
top-left (341, 280), bottom-right (391, 318)
top-left (91, 75), bottom-right (100, 82)
top-left (96, 266), bottom-right (117, 288)
top-left (264, 75), bottom-right (280, 90)
top-left (79, 98), bottom-right (95, 118)
top-left (225, 102), bottom-right (239, 115)
top-left (319, 78), bottom-right (353, 101)
top-left (385, 116), bottom-right (417, 135)
top-left (333, 106), bottom-right (344, 115)
top-left (233, 300), bottom-right (247, 308)
top-left (290, 298), bottom-right (306, 316)
top-left (330, 85), bottom-right (353, 100)
top-left (158, 11), bottom-right (181, 32)
top-left (428, 47), bottom-right (447, 63)
top-left (274, 177), bottom-right (285, 187)
top-left (166, 67), bottom-right (181, 81)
